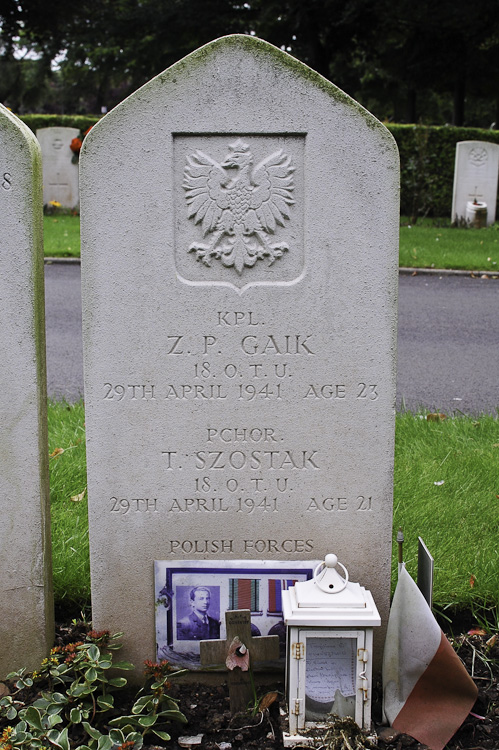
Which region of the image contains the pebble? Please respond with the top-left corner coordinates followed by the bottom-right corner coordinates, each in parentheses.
top-left (282, 734), bottom-right (316, 747)
top-left (377, 726), bottom-right (401, 743)
top-left (178, 734), bottom-right (204, 747)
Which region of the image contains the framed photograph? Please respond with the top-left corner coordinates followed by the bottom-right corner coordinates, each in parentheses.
top-left (154, 559), bottom-right (318, 669)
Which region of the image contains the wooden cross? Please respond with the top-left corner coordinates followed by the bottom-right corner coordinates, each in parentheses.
top-left (200, 609), bottom-right (280, 713)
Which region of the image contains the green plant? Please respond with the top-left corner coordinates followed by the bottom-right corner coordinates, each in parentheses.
top-left (393, 411), bottom-right (499, 611)
top-left (0, 632), bottom-right (186, 750)
top-left (43, 216), bottom-right (81, 257)
top-left (70, 126), bottom-right (93, 164)
top-left (404, 126), bottom-right (435, 224)
top-left (107, 660), bottom-right (187, 743)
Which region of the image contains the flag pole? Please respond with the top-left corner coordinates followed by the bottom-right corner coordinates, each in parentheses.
top-left (397, 527), bottom-right (404, 576)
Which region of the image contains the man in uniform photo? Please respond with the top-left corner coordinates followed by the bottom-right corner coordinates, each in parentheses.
top-left (177, 586), bottom-right (220, 640)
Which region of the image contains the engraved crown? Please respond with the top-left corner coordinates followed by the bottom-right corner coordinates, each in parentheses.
top-left (227, 139), bottom-right (250, 154)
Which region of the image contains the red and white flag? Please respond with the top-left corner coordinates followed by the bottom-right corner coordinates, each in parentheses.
top-left (383, 565), bottom-right (477, 750)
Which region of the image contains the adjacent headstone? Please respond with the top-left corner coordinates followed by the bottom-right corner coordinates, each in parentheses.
top-left (36, 127), bottom-right (80, 209)
top-left (0, 104), bottom-right (54, 676)
top-left (451, 140), bottom-right (499, 226)
top-left (80, 35), bottom-right (399, 675)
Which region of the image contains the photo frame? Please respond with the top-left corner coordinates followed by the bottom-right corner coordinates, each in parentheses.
top-left (154, 559), bottom-right (318, 669)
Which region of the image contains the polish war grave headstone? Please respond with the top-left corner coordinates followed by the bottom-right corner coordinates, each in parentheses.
top-left (0, 104), bottom-right (54, 677)
top-left (36, 127), bottom-right (80, 209)
top-left (80, 35), bottom-right (399, 677)
top-left (451, 140), bottom-right (499, 226)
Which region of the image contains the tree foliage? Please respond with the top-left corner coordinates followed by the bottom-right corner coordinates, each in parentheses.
top-left (1, 0), bottom-right (498, 125)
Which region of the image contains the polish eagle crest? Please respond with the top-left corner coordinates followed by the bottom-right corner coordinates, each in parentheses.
top-left (183, 139), bottom-right (295, 275)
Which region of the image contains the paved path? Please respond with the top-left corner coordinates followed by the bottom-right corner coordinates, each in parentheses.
top-left (45, 263), bottom-right (83, 402)
top-left (397, 273), bottom-right (498, 414)
top-left (44, 263), bottom-right (499, 414)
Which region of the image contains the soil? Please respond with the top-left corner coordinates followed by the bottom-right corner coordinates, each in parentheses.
top-left (164, 627), bottom-right (499, 750)
top-left (2, 623), bottom-right (498, 750)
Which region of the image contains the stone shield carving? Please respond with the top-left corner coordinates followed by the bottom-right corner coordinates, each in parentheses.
top-left (174, 135), bottom-right (304, 291)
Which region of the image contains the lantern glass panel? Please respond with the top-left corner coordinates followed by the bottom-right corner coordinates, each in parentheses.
top-left (297, 630), bottom-right (365, 723)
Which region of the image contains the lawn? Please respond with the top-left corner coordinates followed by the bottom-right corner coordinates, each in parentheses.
top-left (44, 213), bottom-right (499, 271)
top-left (399, 218), bottom-right (499, 272)
top-left (43, 214), bottom-right (80, 258)
top-left (48, 401), bottom-right (499, 623)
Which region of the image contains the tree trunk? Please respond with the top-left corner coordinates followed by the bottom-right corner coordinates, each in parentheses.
top-left (407, 89), bottom-right (417, 123)
top-left (452, 71), bottom-right (466, 126)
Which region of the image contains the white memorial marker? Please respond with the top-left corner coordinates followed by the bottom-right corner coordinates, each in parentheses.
top-left (451, 140), bottom-right (499, 226)
top-left (80, 35), bottom-right (399, 675)
top-left (36, 126), bottom-right (80, 209)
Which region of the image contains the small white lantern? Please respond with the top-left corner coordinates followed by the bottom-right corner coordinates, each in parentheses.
top-left (282, 553), bottom-right (380, 733)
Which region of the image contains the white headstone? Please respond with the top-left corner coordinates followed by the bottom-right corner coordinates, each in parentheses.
top-left (451, 140), bottom-right (499, 226)
top-left (36, 126), bottom-right (80, 209)
top-left (80, 35), bottom-right (399, 675)
top-left (0, 104), bottom-right (54, 676)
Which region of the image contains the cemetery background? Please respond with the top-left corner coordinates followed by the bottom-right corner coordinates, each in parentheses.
top-left (19, 114), bottom-right (499, 223)
top-left (1, 0), bottom-right (498, 130)
top-left (0, 20), bottom-right (499, 748)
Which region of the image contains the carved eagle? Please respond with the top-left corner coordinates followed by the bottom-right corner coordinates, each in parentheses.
top-left (183, 139), bottom-right (295, 275)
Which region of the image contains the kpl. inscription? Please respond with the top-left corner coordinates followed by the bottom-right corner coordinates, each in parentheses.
top-left (101, 311), bottom-right (382, 404)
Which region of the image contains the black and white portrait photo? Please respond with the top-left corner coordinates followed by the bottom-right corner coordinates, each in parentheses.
top-left (176, 585), bottom-right (221, 641)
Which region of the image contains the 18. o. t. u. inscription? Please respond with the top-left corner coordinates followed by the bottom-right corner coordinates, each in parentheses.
top-left (183, 139), bottom-right (294, 274)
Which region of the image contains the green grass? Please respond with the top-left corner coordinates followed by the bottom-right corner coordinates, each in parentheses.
top-left (48, 399), bottom-right (89, 608)
top-left (43, 214), bottom-right (81, 257)
top-left (399, 218), bottom-right (499, 271)
top-left (43, 213), bottom-right (499, 270)
top-left (393, 411), bottom-right (499, 621)
top-left (48, 400), bottom-right (499, 619)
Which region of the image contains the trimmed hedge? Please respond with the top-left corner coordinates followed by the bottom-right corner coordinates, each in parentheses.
top-left (388, 124), bottom-right (499, 219)
top-left (19, 114), bottom-right (499, 220)
top-left (19, 114), bottom-right (101, 135)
